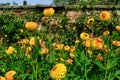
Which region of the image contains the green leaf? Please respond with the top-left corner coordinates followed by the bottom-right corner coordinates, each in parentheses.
top-left (111, 31), bottom-right (119, 40)
top-left (15, 73), bottom-right (31, 80)
top-left (79, 52), bottom-right (86, 62)
top-left (85, 59), bottom-right (91, 66)
top-left (48, 50), bottom-right (56, 63)
top-left (107, 56), bottom-right (120, 70)
top-left (115, 70), bottom-right (120, 76)
top-left (115, 76), bottom-right (120, 80)
top-left (73, 76), bottom-right (81, 80)
top-left (94, 60), bottom-right (105, 70)
top-left (28, 75), bottom-right (34, 80)
top-left (67, 72), bottom-right (75, 77)
top-left (63, 77), bottom-right (68, 80)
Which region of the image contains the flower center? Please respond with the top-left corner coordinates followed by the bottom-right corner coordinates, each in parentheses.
top-left (84, 34), bottom-right (88, 36)
top-left (102, 13), bottom-right (106, 18)
top-left (97, 39), bottom-right (102, 43)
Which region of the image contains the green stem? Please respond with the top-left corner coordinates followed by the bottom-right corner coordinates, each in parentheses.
top-left (35, 63), bottom-right (38, 80)
top-left (85, 62), bottom-right (88, 80)
top-left (32, 57), bottom-right (38, 80)
top-left (104, 36), bottom-right (110, 80)
top-left (35, 57), bottom-right (38, 80)
top-left (91, 24), bottom-right (94, 37)
top-left (105, 69), bottom-right (108, 80)
top-left (85, 48), bottom-right (88, 80)
top-left (103, 47), bottom-right (108, 80)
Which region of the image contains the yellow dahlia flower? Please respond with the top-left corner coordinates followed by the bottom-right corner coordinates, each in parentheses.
top-left (43, 8), bottom-right (55, 16)
top-left (82, 39), bottom-right (91, 48)
top-left (25, 22), bottom-right (38, 30)
top-left (25, 53), bottom-right (31, 58)
top-left (87, 18), bottom-right (94, 24)
top-left (26, 46), bottom-right (32, 53)
top-left (5, 70), bottom-right (16, 80)
top-left (21, 38), bottom-right (29, 45)
top-left (64, 45), bottom-right (70, 51)
top-left (0, 76), bottom-right (6, 80)
top-left (80, 32), bottom-right (90, 40)
top-left (75, 40), bottom-right (80, 44)
top-left (115, 26), bottom-right (120, 31)
top-left (69, 53), bottom-right (75, 58)
top-left (87, 49), bottom-right (93, 55)
top-left (70, 46), bottom-right (76, 53)
top-left (29, 37), bottom-right (36, 46)
top-left (19, 29), bottom-right (23, 33)
top-left (53, 43), bottom-right (64, 50)
top-left (58, 44), bottom-right (64, 50)
top-left (50, 63), bottom-right (67, 80)
top-left (100, 11), bottom-right (111, 21)
top-left (5, 46), bottom-right (16, 55)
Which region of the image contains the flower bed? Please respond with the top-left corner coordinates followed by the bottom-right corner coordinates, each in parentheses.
top-left (0, 5), bottom-right (120, 80)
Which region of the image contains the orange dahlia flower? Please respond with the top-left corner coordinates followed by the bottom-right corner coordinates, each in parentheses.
top-left (115, 26), bottom-right (120, 31)
top-left (66, 59), bottom-right (73, 65)
top-left (5, 70), bottom-right (16, 80)
top-left (96, 54), bottom-right (103, 61)
top-left (40, 47), bottom-right (49, 54)
top-left (112, 40), bottom-right (120, 46)
top-left (91, 38), bottom-right (104, 50)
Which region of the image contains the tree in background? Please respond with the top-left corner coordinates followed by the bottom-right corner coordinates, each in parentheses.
top-left (0, 2), bottom-right (11, 6)
top-left (23, 0), bottom-right (27, 6)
